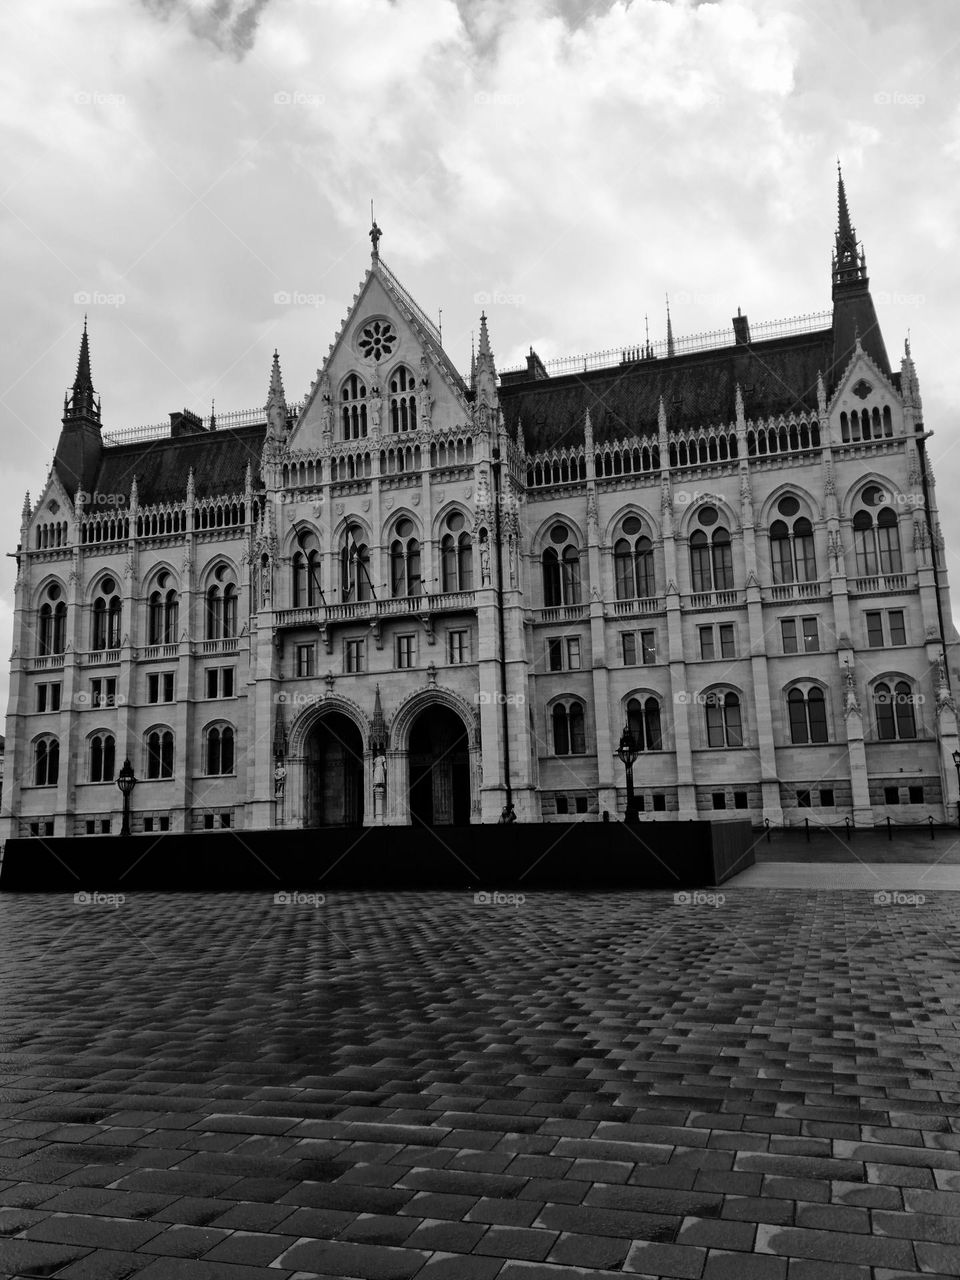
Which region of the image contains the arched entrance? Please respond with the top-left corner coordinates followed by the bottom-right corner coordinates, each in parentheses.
top-left (304, 712), bottom-right (364, 827)
top-left (408, 705), bottom-right (470, 827)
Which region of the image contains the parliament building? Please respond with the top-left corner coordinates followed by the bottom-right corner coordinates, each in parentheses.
top-left (4, 172), bottom-right (959, 836)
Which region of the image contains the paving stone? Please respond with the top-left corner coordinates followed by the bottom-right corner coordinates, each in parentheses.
top-left (404, 1217), bottom-right (487, 1252)
top-left (138, 1224), bottom-right (232, 1257)
top-left (755, 1222), bottom-right (915, 1267)
top-left (546, 1229), bottom-right (632, 1269)
top-left (273, 1237), bottom-right (430, 1277)
top-left (623, 1238), bottom-right (708, 1276)
top-left (53, 1248), bottom-right (152, 1279)
top-left (473, 1223), bottom-right (558, 1259)
top-left (0, 1236), bottom-right (93, 1274)
top-left (413, 1254), bottom-right (503, 1279)
top-left (22, 1211), bottom-right (165, 1249)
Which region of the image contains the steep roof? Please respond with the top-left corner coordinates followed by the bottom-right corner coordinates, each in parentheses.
top-left (93, 424), bottom-right (264, 505)
top-left (498, 328), bottom-right (839, 454)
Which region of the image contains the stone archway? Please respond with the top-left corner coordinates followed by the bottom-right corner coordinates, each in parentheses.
top-left (407, 704), bottom-right (471, 827)
top-left (302, 711), bottom-right (364, 827)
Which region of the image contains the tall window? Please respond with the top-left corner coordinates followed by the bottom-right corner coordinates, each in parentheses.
top-left (206, 569), bottom-right (238, 639)
top-left (89, 732), bottom-right (116, 783)
top-left (146, 729), bottom-right (174, 779)
top-left (705, 691), bottom-right (743, 747)
top-left (148, 572), bottom-right (179, 644)
top-left (205, 725), bottom-right (235, 775)
top-left (292, 538), bottom-right (321, 607)
top-left (552, 700), bottom-right (586, 755)
top-left (440, 511), bottom-right (473, 592)
top-left (38, 583), bottom-right (67, 656)
top-left (34, 736), bottom-right (59, 786)
top-left (769, 496), bottom-right (817, 584)
top-left (542, 524), bottom-right (582, 606)
top-left (614, 515), bottom-right (655, 599)
top-left (853, 487), bottom-right (902, 577)
top-left (787, 687), bottom-right (828, 744)
top-left (341, 373), bottom-right (368, 440)
top-left (389, 365), bottom-right (418, 433)
top-left (341, 527), bottom-right (372, 601)
top-left (92, 577), bottom-right (122, 651)
top-left (390, 518), bottom-right (422, 597)
top-left (626, 696), bottom-right (662, 751)
top-left (874, 681), bottom-right (918, 741)
top-left (689, 507), bottom-right (733, 593)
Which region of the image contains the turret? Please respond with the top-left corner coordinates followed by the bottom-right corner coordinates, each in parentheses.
top-left (831, 164), bottom-right (890, 378)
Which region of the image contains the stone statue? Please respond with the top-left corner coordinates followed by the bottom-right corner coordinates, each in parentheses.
top-left (373, 753), bottom-right (386, 789)
top-left (274, 763), bottom-right (286, 798)
top-left (369, 380), bottom-right (383, 431)
top-left (479, 537), bottom-right (491, 586)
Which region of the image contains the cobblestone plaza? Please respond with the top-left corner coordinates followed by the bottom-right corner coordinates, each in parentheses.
top-left (3, 868), bottom-right (960, 1277)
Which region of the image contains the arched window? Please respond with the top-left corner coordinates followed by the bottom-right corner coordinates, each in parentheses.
top-left (292, 537), bottom-right (321, 607)
top-left (689, 507), bottom-right (734, 593)
top-left (341, 526), bottom-right (372, 601)
top-left (542, 523), bottom-right (581, 606)
top-left (341, 373), bottom-right (368, 440)
top-left (769, 496), bottom-right (817, 584)
top-left (787, 687), bottom-right (828, 744)
top-left (854, 487), bottom-right (902, 578)
top-left (614, 516), bottom-right (655, 600)
top-left (390, 518), bottom-right (422, 597)
top-left (389, 366), bottom-right (418, 433)
top-left (34, 736), bottom-right (59, 786)
top-left (875, 681), bottom-right (918, 741)
top-left (205, 725), bottom-right (235, 776)
top-left (440, 512), bottom-right (473, 592)
top-left (552, 700), bottom-right (586, 756)
top-left (205, 567), bottom-right (238, 639)
top-left (705, 691), bottom-right (743, 748)
top-left (89, 732), bottom-right (116, 783)
top-left (148, 572), bottom-right (179, 644)
top-left (146, 729), bottom-right (175, 779)
top-left (38, 584), bottom-right (67, 656)
top-left (626, 696), bottom-right (663, 751)
top-left (92, 577), bottom-right (122, 651)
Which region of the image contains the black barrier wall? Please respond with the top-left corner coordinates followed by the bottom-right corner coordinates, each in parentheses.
top-left (0, 821), bottom-right (754, 892)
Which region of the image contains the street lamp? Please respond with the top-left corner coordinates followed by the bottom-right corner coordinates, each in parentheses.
top-left (953, 749), bottom-right (960, 829)
top-left (616, 725), bottom-right (641, 825)
top-left (116, 758), bottom-right (137, 837)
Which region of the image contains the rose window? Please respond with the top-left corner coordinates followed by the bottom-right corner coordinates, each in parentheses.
top-left (358, 320), bottom-right (397, 361)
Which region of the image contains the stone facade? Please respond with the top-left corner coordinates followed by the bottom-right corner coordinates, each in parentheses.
top-left (5, 177), bottom-right (960, 836)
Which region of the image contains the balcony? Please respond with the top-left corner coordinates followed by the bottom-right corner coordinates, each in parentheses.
top-left (142, 643), bottom-right (179, 661)
top-left (273, 592), bottom-right (477, 630)
top-left (851, 573), bottom-right (909, 595)
top-left (200, 638), bottom-right (241, 655)
top-left (767, 581), bottom-right (826, 602)
top-left (538, 604), bottom-right (587, 624)
top-left (82, 649), bottom-right (121, 666)
top-left (685, 590), bottom-right (741, 610)
top-left (29, 654), bottom-right (66, 671)
top-left (610, 596), bottom-right (665, 618)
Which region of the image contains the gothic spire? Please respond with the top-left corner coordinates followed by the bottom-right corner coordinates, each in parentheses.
top-left (470, 332), bottom-right (476, 393)
top-left (265, 349), bottom-right (287, 438)
top-left (64, 317), bottom-right (100, 424)
top-left (475, 312), bottom-right (497, 405)
top-left (666, 294), bottom-right (675, 358)
top-left (370, 685), bottom-right (387, 753)
top-left (833, 161), bottom-right (866, 292)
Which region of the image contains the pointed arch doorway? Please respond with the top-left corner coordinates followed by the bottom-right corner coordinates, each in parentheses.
top-left (304, 712), bottom-right (364, 827)
top-left (408, 705), bottom-right (470, 827)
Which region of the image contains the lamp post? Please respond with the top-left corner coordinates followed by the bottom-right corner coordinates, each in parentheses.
top-left (116, 758), bottom-right (137, 837)
top-left (616, 725), bottom-right (641, 825)
top-left (952, 749), bottom-right (960, 829)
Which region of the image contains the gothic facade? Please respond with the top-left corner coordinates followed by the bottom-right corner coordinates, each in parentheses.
top-left (5, 175), bottom-right (959, 837)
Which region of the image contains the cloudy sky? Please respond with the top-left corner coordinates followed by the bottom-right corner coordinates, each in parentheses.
top-left (0, 0), bottom-right (958, 714)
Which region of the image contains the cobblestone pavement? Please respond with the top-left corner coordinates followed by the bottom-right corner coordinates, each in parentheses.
top-left (1, 887), bottom-right (960, 1278)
